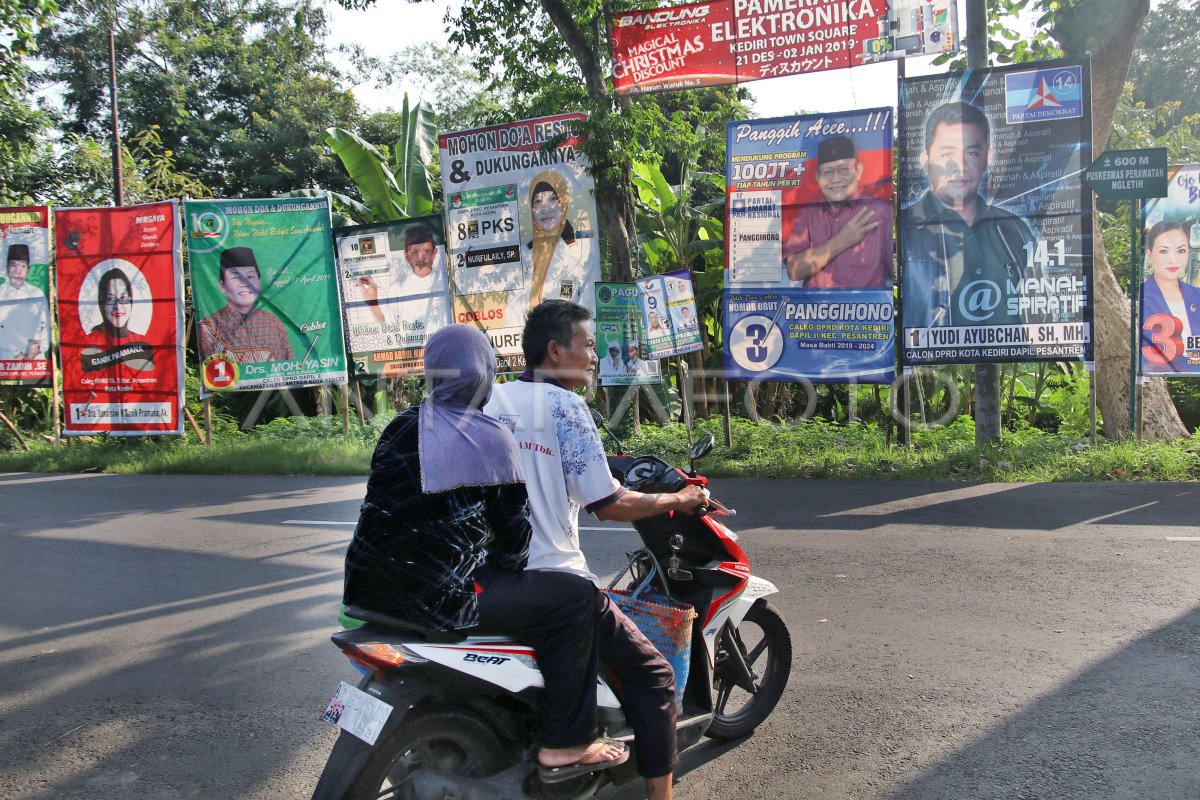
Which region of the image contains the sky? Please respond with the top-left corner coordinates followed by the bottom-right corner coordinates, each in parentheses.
top-left (325, 0), bottom-right (992, 120)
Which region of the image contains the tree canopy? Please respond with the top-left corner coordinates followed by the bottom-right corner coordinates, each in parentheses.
top-left (36, 0), bottom-right (361, 198)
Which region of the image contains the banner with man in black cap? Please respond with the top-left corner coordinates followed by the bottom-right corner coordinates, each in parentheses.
top-left (724, 109), bottom-right (896, 384)
top-left (0, 207), bottom-right (52, 385)
top-left (184, 197), bottom-right (346, 396)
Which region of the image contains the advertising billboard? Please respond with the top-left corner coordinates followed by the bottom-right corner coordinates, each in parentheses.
top-left (898, 59), bottom-right (1094, 365)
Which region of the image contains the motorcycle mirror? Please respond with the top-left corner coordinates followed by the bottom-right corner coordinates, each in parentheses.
top-left (591, 410), bottom-right (625, 455)
top-left (688, 433), bottom-right (715, 463)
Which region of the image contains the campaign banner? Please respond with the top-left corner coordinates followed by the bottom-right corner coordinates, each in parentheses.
top-left (1139, 164), bottom-right (1200, 375)
top-left (0, 206), bottom-right (52, 385)
top-left (723, 109), bottom-right (895, 382)
top-left (55, 202), bottom-right (184, 436)
top-left (184, 197), bottom-right (346, 396)
top-left (898, 59), bottom-right (1093, 366)
top-left (335, 216), bottom-right (450, 378)
top-left (637, 269), bottom-right (704, 359)
top-left (438, 113), bottom-right (602, 372)
top-left (596, 282), bottom-right (662, 386)
top-left (610, 0), bottom-right (958, 97)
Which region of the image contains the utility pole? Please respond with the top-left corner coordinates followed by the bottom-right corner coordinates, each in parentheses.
top-left (965, 0), bottom-right (1000, 443)
top-left (108, 27), bottom-right (124, 207)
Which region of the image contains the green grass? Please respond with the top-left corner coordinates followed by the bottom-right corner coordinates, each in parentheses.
top-left (619, 416), bottom-right (1200, 483)
top-left (3, 413), bottom-right (1199, 482)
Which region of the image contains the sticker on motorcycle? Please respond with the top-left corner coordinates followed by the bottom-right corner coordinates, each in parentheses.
top-left (322, 681), bottom-right (392, 745)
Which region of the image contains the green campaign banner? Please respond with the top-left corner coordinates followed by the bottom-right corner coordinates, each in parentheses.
top-left (184, 197), bottom-right (346, 396)
top-left (595, 282), bottom-right (661, 387)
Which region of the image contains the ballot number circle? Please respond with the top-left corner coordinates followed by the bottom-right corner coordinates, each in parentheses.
top-left (730, 315), bottom-right (783, 372)
top-left (203, 354), bottom-right (239, 391)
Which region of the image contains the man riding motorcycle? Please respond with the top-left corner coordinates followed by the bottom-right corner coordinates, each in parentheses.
top-left (341, 324), bottom-right (630, 783)
top-left (483, 300), bottom-right (709, 800)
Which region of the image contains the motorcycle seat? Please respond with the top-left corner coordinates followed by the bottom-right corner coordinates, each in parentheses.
top-left (340, 605), bottom-right (467, 643)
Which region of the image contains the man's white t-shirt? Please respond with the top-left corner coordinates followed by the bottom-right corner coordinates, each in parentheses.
top-left (484, 377), bottom-right (624, 583)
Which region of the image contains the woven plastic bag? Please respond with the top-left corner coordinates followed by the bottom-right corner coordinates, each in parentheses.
top-left (605, 549), bottom-right (697, 712)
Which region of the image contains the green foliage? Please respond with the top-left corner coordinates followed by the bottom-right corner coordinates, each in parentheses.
top-left (1099, 85), bottom-right (1200, 293)
top-left (620, 416), bottom-right (1200, 482)
top-left (1128, 0), bottom-right (1200, 120)
top-left (631, 144), bottom-right (724, 275)
top-left (932, 0), bottom-right (1060, 69)
top-left (36, 0), bottom-right (361, 198)
top-left (0, 0), bottom-right (56, 103)
top-left (325, 129), bottom-right (406, 222)
top-left (325, 95), bottom-right (437, 224)
top-left (0, 0), bottom-right (57, 202)
top-left (6, 411), bottom-right (1199, 482)
top-left (355, 42), bottom-right (509, 133)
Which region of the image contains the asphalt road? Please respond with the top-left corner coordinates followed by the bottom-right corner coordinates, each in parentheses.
top-left (2, 472), bottom-right (1199, 800)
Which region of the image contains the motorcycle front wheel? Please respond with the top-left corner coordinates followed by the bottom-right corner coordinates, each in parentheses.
top-left (705, 599), bottom-right (792, 740)
top-left (345, 707), bottom-right (510, 800)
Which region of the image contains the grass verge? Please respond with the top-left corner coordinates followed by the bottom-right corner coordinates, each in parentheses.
top-left (2, 414), bottom-right (1199, 482)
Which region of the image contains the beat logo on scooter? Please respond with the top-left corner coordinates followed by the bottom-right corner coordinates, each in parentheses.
top-left (463, 653), bottom-right (510, 665)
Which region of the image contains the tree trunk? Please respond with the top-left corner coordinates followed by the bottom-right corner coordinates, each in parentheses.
top-left (1054, 0), bottom-right (1187, 439)
top-left (596, 177), bottom-right (636, 281)
top-left (540, 0), bottom-right (637, 283)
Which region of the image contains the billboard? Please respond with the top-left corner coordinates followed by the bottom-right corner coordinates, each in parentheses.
top-left (898, 59), bottom-right (1093, 365)
top-left (438, 113), bottom-right (602, 372)
top-left (596, 282), bottom-right (662, 386)
top-left (1139, 164), bottom-right (1200, 374)
top-left (55, 202), bottom-right (185, 436)
top-left (610, 0), bottom-right (958, 97)
top-left (335, 216), bottom-right (451, 378)
top-left (638, 269), bottom-right (704, 359)
top-left (0, 206), bottom-right (52, 385)
top-left (724, 109), bottom-right (895, 383)
top-left (184, 197), bottom-right (346, 396)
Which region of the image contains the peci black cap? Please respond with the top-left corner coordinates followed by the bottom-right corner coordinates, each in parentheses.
top-left (6, 243), bottom-right (30, 265)
top-left (219, 246), bottom-right (259, 274)
top-left (817, 135), bottom-right (857, 166)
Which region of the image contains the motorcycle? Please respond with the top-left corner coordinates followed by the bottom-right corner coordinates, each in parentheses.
top-left (311, 432), bottom-right (792, 800)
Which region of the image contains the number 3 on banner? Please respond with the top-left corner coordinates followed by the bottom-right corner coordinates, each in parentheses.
top-left (1141, 313), bottom-right (1183, 366)
top-left (730, 315), bottom-right (783, 372)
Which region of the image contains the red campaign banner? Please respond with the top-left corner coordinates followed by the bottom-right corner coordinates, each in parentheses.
top-left (0, 205), bottom-right (53, 385)
top-left (55, 202), bottom-right (185, 436)
top-left (611, 0), bottom-right (900, 97)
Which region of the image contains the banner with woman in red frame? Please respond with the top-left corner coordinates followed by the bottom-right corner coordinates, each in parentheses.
top-left (55, 201), bottom-right (185, 436)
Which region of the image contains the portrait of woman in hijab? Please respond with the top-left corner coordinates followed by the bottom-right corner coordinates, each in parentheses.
top-left (80, 267), bottom-right (155, 372)
top-left (526, 169), bottom-right (594, 313)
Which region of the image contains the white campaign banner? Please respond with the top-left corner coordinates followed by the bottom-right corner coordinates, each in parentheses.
top-left (438, 113), bottom-right (602, 372)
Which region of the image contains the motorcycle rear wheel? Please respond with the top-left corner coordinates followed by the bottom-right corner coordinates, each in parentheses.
top-left (345, 707), bottom-right (510, 800)
top-left (705, 599), bottom-right (792, 740)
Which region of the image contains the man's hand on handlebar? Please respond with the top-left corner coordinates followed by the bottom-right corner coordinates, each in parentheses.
top-left (594, 483), bottom-right (711, 523)
top-left (677, 485), bottom-right (710, 514)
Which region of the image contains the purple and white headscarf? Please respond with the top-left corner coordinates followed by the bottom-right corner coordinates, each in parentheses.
top-left (418, 324), bottom-right (523, 493)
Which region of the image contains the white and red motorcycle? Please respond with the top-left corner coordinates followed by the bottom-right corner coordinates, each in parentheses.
top-left (311, 433), bottom-right (792, 800)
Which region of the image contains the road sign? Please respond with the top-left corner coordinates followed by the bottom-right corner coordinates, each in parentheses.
top-left (1083, 147), bottom-right (1168, 199)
